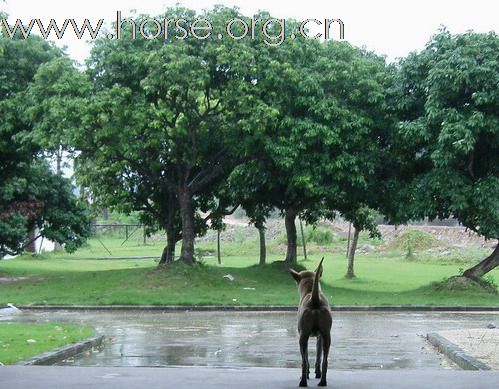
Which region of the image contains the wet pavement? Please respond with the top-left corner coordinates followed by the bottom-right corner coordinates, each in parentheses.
top-left (2, 366), bottom-right (499, 389)
top-left (2, 310), bottom-right (498, 369)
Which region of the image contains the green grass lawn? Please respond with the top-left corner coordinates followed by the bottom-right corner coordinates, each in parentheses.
top-left (0, 322), bottom-right (94, 365)
top-left (0, 237), bottom-right (497, 306)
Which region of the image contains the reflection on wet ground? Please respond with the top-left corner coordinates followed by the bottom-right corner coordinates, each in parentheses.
top-left (2, 310), bottom-right (498, 369)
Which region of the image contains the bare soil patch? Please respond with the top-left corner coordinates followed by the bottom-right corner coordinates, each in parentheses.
top-left (0, 276), bottom-right (43, 284)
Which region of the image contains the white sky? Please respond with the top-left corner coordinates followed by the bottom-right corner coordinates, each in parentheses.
top-left (2, 0), bottom-right (498, 64)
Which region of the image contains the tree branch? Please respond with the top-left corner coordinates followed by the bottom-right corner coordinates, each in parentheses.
top-left (203, 204), bottom-right (239, 223)
top-left (1, 246), bottom-right (20, 258)
top-left (467, 149), bottom-right (476, 180)
top-left (189, 164), bottom-right (224, 193)
top-left (187, 147), bottom-right (230, 192)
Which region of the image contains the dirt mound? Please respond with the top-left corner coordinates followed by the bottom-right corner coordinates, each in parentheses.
top-left (432, 276), bottom-right (497, 294)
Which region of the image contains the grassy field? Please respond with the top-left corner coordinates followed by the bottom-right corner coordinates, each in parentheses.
top-left (0, 234), bottom-right (497, 306)
top-left (0, 322), bottom-right (94, 365)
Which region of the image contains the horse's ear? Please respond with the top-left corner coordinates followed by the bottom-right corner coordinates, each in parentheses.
top-left (289, 269), bottom-right (301, 284)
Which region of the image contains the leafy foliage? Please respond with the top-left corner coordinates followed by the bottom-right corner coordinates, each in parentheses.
top-left (381, 30), bottom-right (499, 279)
top-left (74, 6), bottom-right (270, 264)
top-left (305, 227), bottom-right (335, 245)
top-left (230, 38), bottom-right (392, 264)
top-left (0, 36), bottom-right (91, 258)
top-left (388, 30), bottom-right (499, 240)
top-left (22, 57), bottom-right (91, 170)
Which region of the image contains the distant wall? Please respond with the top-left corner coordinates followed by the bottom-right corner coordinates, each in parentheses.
top-left (31, 228), bottom-right (55, 253)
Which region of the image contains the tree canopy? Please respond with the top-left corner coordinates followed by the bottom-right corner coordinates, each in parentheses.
top-left (74, 6), bottom-right (269, 264)
top-left (0, 35), bottom-right (90, 258)
top-left (229, 38), bottom-right (392, 266)
top-left (387, 30), bottom-right (499, 279)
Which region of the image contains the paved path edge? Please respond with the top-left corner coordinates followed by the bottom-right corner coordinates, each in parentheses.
top-left (11, 304), bottom-right (499, 312)
top-left (426, 333), bottom-right (491, 370)
top-left (17, 334), bottom-right (105, 366)
top-left (2, 366), bottom-right (499, 389)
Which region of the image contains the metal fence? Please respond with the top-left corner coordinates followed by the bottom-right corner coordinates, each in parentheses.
top-left (92, 224), bottom-right (146, 242)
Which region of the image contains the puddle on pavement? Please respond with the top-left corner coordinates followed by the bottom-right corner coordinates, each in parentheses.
top-left (2, 310), bottom-right (498, 369)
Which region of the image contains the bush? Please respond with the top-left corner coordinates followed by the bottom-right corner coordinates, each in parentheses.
top-left (305, 227), bottom-right (335, 245)
top-left (388, 229), bottom-right (441, 252)
top-left (276, 226), bottom-right (336, 246)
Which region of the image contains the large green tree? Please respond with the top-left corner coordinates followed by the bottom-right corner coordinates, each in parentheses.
top-left (23, 57), bottom-right (91, 174)
top-left (75, 6), bottom-right (268, 265)
top-left (231, 38), bottom-right (392, 266)
top-left (0, 34), bottom-right (91, 258)
top-left (389, 30), bottom-right (499, 282)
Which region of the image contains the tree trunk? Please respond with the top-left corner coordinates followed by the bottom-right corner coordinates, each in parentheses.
top-left (158, 191), bottom-right (178, 266)
top-left (51, 148), bottom-right (63, 251)
top-left (159, 244), bottom-right (171, 265)
top-left (346, 227), bottom-right (360, 279)
top-left (285, 208), bottom-right (298, 266)
top-left (462, 241), bottom-right (499, 280)
top-left (299, 217), bottom-right (307, 260)
top-left (217, 229), bottom-right (221, 265)
top-left (158, 225), bottom-right (176, 265)
top-left (55, 146), bottom-right (63, 176)
top-left (346, 222), bottom-right (352, 257)
top-left (26, 229), bottom-right (37, 253)
top-left (178, 188), bottom-right (196, 265)
top-left (257, 224), bottom-right (266, 266)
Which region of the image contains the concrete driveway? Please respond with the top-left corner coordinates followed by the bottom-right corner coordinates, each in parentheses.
top-left (1, 365), bottom-right (498, 389)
